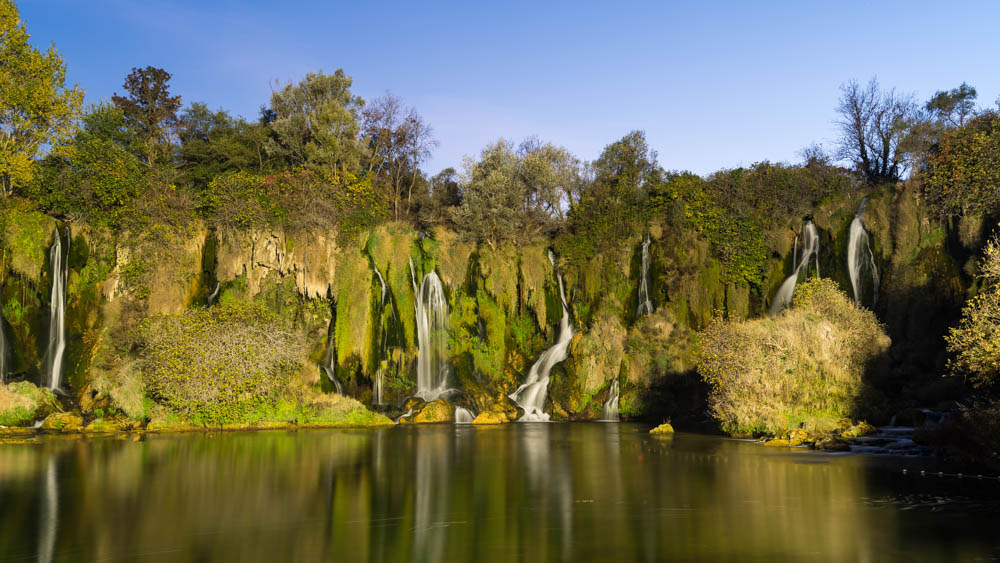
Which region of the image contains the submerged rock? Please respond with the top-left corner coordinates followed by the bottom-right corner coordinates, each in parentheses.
top-left (41, 412), bottom-right (84, 433)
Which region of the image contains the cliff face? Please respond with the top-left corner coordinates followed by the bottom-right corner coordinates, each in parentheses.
top-left (0, 182), bottom-right (978, 422)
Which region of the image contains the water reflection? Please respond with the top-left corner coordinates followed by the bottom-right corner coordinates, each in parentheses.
top-left (0, 425), bottom-right (998, 561)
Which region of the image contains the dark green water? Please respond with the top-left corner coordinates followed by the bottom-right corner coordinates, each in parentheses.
top-left (1, 423), bottom-right (998, 562)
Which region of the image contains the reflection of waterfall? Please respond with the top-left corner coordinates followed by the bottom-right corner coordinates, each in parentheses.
top-left (0, 314), bottom-right (8, 383)
top-left (454, 407), bottom-right (474, 424)
top-left (601, 378), bottom-right (620, 421)
top-left (410, 259), bottom-right (449, 400)
top-left (206, 282), bottom-right (220, 306)
top-left (770, 220), bottom-right (819, 315)
top-left (510, 251), bottom-right (574, 422)
top-left (322, 301), bottom-right (344, 394)
top-left (412, 430), bottom-right (450, 563)
top-left (372, 261), bottom-right (389, 405)
top-left (45, 228), bottom-right (68, 391)
top-left (636, 237), bottom-right (654, 317)
top-left (847, 199), bottom-right (879, 307)
top-left (38, 456), bottom-right (58, 563)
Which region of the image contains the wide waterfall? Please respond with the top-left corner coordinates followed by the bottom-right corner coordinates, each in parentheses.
top-left (847, 199), bottom-right (879, 307)
top-left (45, 228), bottom-right (68, 391)
top-left (411, 259), bottom-right (450, 400)
top-left (769, 220), bottom-right (820, 315)
top-left (322, 302), bottom-right (344, 394)
top-left (601, 378), bottom-right (620, 421)
top-left (636, 237), bottom-right (654, 317)
top-left (510, 251), bottom-right (574, 422)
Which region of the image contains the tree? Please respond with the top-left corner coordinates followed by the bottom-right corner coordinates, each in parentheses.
top-left (360, 93), bottom-right (437, 219)
top-left (112, 66), bottom-right (183, 167)
top-left (927, 82), bottom-right (978, 127)
top-left (921, 111), bottom-right (1000, 219)
top-left (266, 70), bottom-right (365, 174)
top-left (176, 103), bottom-right (272, 199)
top-left (947, 236), bottom-right (1000, 388)
top-left (0, 0), bottom-right (83, 196)
top-left (835, 78), bottom-right (919, 184)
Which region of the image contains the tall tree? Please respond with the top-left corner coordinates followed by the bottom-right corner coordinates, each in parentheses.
top-left (0, 0), bottom-right (83, 196)
top-left (266, 70), bottom-right (365, 174)
top-left (361, 93), bottom-right (437, 219)
top-left (177, 103), bottom-right (272, 197)
top-left (927, 82), bottom-right (978, 127)
top-left (835, 78), bottom-right (919, 185)
top-left (112, 66), bottom-right (182, 167)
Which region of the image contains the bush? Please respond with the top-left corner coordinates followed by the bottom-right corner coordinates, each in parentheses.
top-left (922, 112), bottom-right (1000, 219)
top-left (947, 236), bottom-right (1000, 387)
top-left (698, 279), bottom-right (889, 436)
top-left (139, 302), bottom-right (305, 424)
top-left (0, 381), bottom-right (59, 426)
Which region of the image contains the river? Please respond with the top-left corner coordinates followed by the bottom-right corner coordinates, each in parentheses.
top-left (0, 423), bottom-right (997, 561)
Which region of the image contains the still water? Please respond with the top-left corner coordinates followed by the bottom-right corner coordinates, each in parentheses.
top-left (1, 423), bottom-right (998, 562)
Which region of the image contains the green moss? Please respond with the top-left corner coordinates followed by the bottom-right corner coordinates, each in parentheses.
top-left (2, 206), bottom-right (55, 283)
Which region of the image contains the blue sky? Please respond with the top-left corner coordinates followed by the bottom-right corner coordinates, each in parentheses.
top-left (19, 0), bottom-right (1000, 176)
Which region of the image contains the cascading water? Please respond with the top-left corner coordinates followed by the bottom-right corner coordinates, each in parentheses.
top-left (322, 301), bottom-right (344, 394)
top-left (45, 228), bottom-right (68, 391)
top-left (769, 220), bottom-right (820, 315)
top-left (206, 282), bottom-right (220, 306)
top-left (636, 237), bottom-right (654, 317)
top-left (372, 262), bottom-right (389, 405)
top-left (509, 251), bottom-right (574, 422)
top-left (411, 259), bottom-right (450, 401)
top-left (454, 407), bottom-right (474, 424)
top-left (601, 378), bottom-right (620, 421)
top-left (847, 199), bottom-right (880, 307)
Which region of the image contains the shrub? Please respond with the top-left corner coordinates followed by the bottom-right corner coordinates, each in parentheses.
top-left (698, 279), bottom-right (889, 436)
top-left (947, 236), bottom-right (1000, 387)
top-left (139, 302), bottom-right (305, 424)
top-left (0, 381), bottom-right (58, 426)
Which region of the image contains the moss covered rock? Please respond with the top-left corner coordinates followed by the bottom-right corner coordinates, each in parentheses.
top-left (650, 422), bottom-right (675, 435)
top-left (40, 412), bottom-right (84, 432)
top-left (401, 398), bottom-right (454, 424)
top-left (0, 381), bottom-right (58, 426)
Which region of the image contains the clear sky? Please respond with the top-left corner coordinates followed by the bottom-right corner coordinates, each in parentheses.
top-left (18, 0), bottom-right (1000, 176)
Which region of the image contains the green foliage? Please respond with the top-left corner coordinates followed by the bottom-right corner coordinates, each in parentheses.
top-left (0, 381), bottom-right (58, 426)
top-left (1, 202), bottom-right (54, 282)
top-left (206, 168), bottom-right (387, 235)
top-left (699, 279), bottom-right (888, 436)
top-left (266, 70), bottom-right (365, 174)
top-left (947, 237), bottom-right (1000, 387)
top-left (0, 0), bottom-right (84, 196)
top-left (139, 302), bottom-right (305, 424)
top-left (922, 112), bottom-right (1000, 219)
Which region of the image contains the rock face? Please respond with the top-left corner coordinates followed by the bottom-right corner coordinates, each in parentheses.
top-left (0, 181), bottom-right (983, 427)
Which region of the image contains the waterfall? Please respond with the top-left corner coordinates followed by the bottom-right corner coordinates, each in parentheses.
top-left (636, 237), bottom-right (654, 317)
top-left (847, 199), bottom-right (880, 307)
top-left (206, 282), bottom-right (220, 306)
top-left (45, 228), bottom-right (68, 391)
top-left (322, 302), bottom-right (344, 394)
top-left (454, 407), bottom-right (474, 424)
top-left (372, 262), bottom-right (389, 405)
top-left (510, 251), bottom-right (574, 422)
top-left (769, 220), bottom-right (820, 315)
top-left (601, 378), bottom-right (620, 421)
top-left (411, 259), bottom-right (450, 401)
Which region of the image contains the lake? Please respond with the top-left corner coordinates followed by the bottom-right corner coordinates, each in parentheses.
top-left (1, 423), bottom-right (998, 562)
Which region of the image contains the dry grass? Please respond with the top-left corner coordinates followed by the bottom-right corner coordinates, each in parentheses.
top-left (698, 279), bottom-right (889, 436)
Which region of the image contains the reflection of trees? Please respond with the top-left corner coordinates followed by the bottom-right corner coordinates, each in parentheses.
top-left (0, 428), bottom-right (996, 561)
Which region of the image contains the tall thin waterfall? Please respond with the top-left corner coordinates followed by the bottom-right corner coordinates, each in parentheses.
top-left (510, 251), bottom-right (574, 422)
top-left (45, 228), bottom-right (68, 390)
top-left (636, 237), bottom-right (654, 317)
top-left (322, 302), bottom-right (344, 394)
top-left (769, 220), bottom-right (819, 315)
top-left (601, 378), bottom-right (620, 421)
top-left (847, 199), bottom-right (879, 307)
top-left (206, 282), bottom-right (220, 306)
top-left (411, 259), bottom-right (449, 400)
top-left (372, 262), bottom-right (389, 405)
